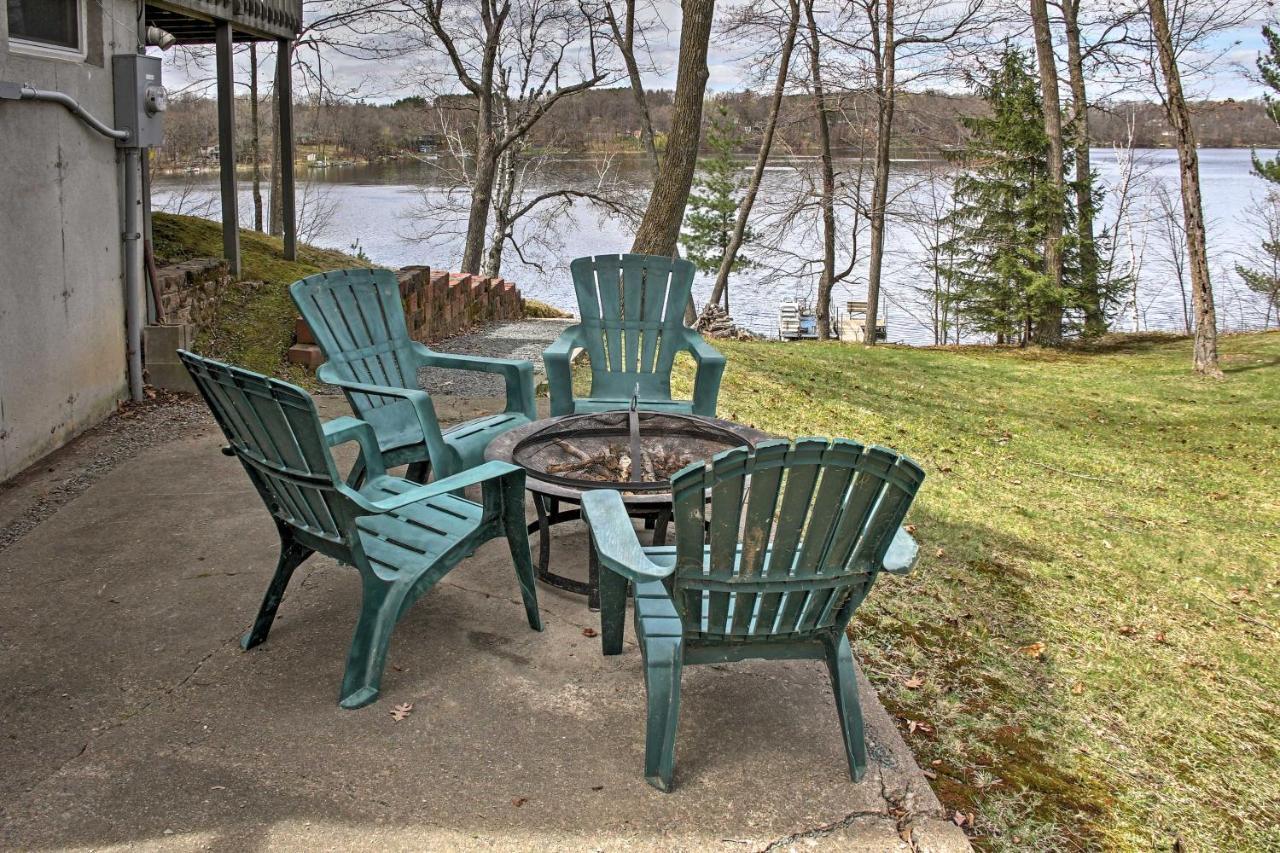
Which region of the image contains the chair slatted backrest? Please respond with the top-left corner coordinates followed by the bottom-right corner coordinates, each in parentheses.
top-left (290, 269), bottom-right (419, 415)
top-left (669, 438), bottom-right (924, 642)
top-left (180, 351), bottom-right (356, 549)
top-left (570, 254), bottom-right (695, 400)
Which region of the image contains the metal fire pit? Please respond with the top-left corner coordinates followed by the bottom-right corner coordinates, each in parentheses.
top-left (486, 410), bottom-right (769, 609)
top-left (511, 410), bottom-right (750, 493)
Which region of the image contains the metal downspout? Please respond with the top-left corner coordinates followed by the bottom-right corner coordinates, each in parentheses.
top-left (123, 148), bottom-right (144, 402)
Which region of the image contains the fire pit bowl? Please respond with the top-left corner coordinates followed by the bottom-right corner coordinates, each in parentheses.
top-left (511, 411), bottom-right (755, 492)
top-left (486, 412), bottom-right (770, 609)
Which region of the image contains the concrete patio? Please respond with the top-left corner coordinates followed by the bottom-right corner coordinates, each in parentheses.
top-left (0, 388), bottom-right (969, 852)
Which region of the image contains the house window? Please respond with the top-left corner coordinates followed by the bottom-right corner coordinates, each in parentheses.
top-left (7, 0), bottom-right (85, 60)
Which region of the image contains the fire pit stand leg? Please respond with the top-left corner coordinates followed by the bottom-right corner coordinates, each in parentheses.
top-left (525, 492), bottom-right (593, 600)
top-left (652, 508), bottom-right (671, 546)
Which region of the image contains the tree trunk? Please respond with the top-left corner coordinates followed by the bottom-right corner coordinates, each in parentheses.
top-left (268, 44), bottom-right (286, 236)
top-left (804, 0), bottom-right (836, 339)
top-left (1062, 0), bottom-right (1103, 336)
top-left (250, 43), bottom-right (264, 233)
top-left (608, 0), bottom-right (660, 176)
top-left (1147, 0), bottom-right (1221, 376)
top-left (706, 0), bottom-right (798, 313)
top-left (484, 142), bottom-right (518, 277)
top-left (463, 140), bottom-right (498, 274)
top-left (863, 0), bottom-right (895, 347)
top-left (630, 0), bottom-right (716, 257)
top-left (1030, 0), bottom-right (1065, 345)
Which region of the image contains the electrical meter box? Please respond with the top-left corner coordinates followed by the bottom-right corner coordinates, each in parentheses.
top-left (112, 54), bottom-right (166, 148)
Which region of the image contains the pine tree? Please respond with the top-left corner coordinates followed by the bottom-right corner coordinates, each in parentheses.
top-left (940, 47), bottom-right (1082, 345)
top-left (681, 105), bottom-right (753, 311)
top-left (1238, 25), bottom-right (1280, 327)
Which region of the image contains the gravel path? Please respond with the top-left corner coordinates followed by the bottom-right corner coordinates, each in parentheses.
top-left (415, 318), bottom-right (574, 397)
top-left (0, 392), bottom-right (210, 555)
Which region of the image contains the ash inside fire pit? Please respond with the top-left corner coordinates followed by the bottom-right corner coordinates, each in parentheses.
top-left (512, 411), bottom-right (752, 492)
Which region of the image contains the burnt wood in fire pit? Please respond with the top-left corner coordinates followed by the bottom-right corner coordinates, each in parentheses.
top-left (512, 411), bottom-right (750, 492)
top-left (486, 413), bottom-right (769, 609)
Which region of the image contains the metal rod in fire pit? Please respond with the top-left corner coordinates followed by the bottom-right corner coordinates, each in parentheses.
top-left (628, 384), bottom-right (642, 481)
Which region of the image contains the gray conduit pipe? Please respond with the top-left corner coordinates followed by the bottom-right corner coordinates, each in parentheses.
top-left (0, 82), bottom-right (131, 142)
top-left (0, 81), bottom-right (144, 401)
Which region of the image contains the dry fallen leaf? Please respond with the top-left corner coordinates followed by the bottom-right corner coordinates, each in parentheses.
top-left (582, 627), bottom-right (598, 638)
top-left (1020, 641), bottom-right (1046, 659)
top-left (903, 674), bottom-right (925, 690)
top-left (905, 524), bottom-right (917, 535)
top-left (922, 768), bottom-right (938, 780)
top-left (512, 797), bottom-right (528, 807)
top-left (934, 547), bottom-right (946, 559)
top-left (389, 702), bottom-right (414, 722)
top-left (907, 719), bottom-right (934, 735)
top-left (1072, 682), bottom-right (1085, 695)
top-left (1118, 625), bottom-right (1137, 636)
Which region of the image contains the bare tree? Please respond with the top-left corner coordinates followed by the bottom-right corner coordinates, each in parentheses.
top-left (1031, 0), bottom-right (1066, 345)
top-left (1059, 1), bottom-right (1133, 334)
top-left (404, 0), bottom-right (608, 273)
top-left (598, 0), bottom-right (662, 174)
top-left (1142, 0), bottom-right (1224, 374)
top-left (704, 0), bottom-right (800, 316)
top-left (631, 0), bottom-right (716, 258)
top-left (843, 0), bottom-right (986, 345)
top-left (249, 44), bottom-right (265, 232)
top-left (899, 166), bottom-right (960, 344)
top-left (803, 0), bottom-right (838, 338)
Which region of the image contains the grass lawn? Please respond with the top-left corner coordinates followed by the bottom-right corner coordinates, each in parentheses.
top-left (151, 212), bottom-right (370, 380)
top-left (671, 332), bottom-right (1279, 851)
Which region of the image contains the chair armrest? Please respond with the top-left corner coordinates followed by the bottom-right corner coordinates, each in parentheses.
top-left (882, 526), bottom-right (920, 575)
top-left (315, 366), bottom-right (451, 472)
top-left (580, 489), bottom-right (675, 582)
top-left (352, 461), bottom-right (524, 514)
top-left (323, 416), bottom-right (387, 480)
top-left (677, 329), bottom-right (726, 417)
top-left (412, 344), bottom-right (537, 420)
top-left (543, 325), bottom-right (584, 417)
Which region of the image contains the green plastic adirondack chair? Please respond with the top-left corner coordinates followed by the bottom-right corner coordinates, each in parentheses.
top-left (179, 350), bottom-right (542, 710)
top-left (291, 269), bottom-right (537, 484)
top-left (544, 254), bottom-right (726, 417)
top-left (581, 438), bottom-right (924, 791)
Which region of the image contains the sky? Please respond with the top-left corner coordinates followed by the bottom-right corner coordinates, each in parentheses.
top-left (159, 5), bottom-right (1273, 105)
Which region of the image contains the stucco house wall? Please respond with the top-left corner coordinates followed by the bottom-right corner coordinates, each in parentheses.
top-left (0, 1), bottom-right (138, 481)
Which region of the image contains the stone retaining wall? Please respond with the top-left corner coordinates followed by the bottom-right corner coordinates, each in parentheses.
top-left (150, 258), bottom-right (231, 327)
top-left (286, 267), bottom-right (524, 369)
top-left (143, 258), bottom-right (237, 393)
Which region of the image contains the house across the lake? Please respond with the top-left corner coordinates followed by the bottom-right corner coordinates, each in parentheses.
top-left (0, 0), bottom-right (300, 481)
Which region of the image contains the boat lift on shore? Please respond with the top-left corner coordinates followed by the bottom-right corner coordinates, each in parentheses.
top-left (778, 297), bottom-right (887, 342)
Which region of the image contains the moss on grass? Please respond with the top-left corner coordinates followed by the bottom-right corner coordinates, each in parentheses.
top-left (668, 332), bottom-right (1280, 851)
top-left (151, 212), bottom-right (374, 381)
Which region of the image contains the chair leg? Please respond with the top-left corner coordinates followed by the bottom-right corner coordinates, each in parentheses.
top-left (598, 560), bottom-right (627, 656)
top-left (501, 474), bottom-right (542, 631)
top-left (823, 634), bottom-right (868, 782)
top-left (405, 458), bottom-right (432, 484)
top-left (338, 577), bottom-right (410, 710)
top-left (642, 636), bottom-right (683, 792)
top-left (241, 533), bottom-right (312, 651)
top-left (345, 455), bottom-right (368, 489)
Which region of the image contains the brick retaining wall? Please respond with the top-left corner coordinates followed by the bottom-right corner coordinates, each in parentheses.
top-left (286, 267), bottom-right (524, 369)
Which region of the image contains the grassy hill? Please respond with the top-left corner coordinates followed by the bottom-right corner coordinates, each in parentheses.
top-left (151, 213), bottom-right (371, 380)
top-left (672, 332), bottom-right (1279, 851)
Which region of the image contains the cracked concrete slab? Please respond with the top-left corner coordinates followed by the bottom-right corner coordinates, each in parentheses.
top-left (0, 394), bottom-right (969, 852)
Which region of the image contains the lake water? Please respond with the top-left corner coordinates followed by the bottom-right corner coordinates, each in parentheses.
top-left (153, 148), bottom-right (1279, 344)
